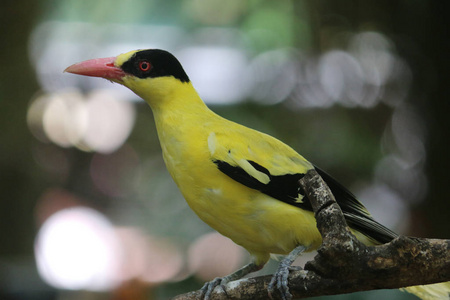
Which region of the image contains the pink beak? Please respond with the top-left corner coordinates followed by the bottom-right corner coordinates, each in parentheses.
top-left (64, 57), bottom-right (127, 82)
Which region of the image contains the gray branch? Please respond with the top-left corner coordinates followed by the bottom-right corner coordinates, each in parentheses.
top-left (173, 169), bottom-right (450, 300)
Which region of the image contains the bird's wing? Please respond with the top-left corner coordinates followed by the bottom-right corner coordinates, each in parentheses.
top-left (208, 127), bottom-right (398, 244)
top-left (208, 128), bottom-right (313, 210)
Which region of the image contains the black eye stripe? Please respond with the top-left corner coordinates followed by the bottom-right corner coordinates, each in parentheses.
top-left (120, 49), bottom-right (190, 82)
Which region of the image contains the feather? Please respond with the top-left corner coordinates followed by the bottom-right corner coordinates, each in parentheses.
top-left (213, 153), bottom-right (397, 244)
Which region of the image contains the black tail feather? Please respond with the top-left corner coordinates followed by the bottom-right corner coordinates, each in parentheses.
top-left (314, 166), bottom-right (398, 244)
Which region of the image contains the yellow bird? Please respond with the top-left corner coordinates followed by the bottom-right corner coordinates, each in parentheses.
top-left (66, 49), bottom-right (449, 300)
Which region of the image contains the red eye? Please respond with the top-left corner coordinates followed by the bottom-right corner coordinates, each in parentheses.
top-left (139, 60), bottom-right (151, 72)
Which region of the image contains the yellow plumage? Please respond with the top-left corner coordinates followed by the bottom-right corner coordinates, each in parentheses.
top-left (130, 74), bottom-right (321, 263)
top-left (66, 49), bottom-right (450, 300)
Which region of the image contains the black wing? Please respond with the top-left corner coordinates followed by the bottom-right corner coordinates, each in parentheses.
top-left (315, 166), bottom-right (398, 244)
top-left (213, 159), bottom-right (398, 244)
top-left (213, 159), bottom-right (311, 211)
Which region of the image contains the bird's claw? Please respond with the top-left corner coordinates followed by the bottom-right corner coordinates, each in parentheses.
top-left (268, 266), bottom-right (291, 300)
top-left (268, 266), bottom-right (301, 300)
top-left (200, 277), bottom-right (229, 300)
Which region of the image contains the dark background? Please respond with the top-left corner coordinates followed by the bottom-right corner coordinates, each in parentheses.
top-left (0, 1), bottom-right (448, 299)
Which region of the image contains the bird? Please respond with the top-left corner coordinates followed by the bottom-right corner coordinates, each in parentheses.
top-left (65, 49), bottom-right (449, 300)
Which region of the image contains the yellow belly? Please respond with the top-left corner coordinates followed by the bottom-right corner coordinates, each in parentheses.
top-left (173, 159), bottom-right (323, 258)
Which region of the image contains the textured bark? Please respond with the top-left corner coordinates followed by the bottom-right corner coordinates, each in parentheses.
top-left (173, 169), bottom-right (450, 300)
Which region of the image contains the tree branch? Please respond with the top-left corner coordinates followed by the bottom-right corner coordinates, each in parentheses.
top-left (173, 169), bottom-right (450, 300)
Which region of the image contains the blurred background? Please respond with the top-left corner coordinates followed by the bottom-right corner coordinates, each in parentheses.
top-left (1, 0), bottom-right (448, 299)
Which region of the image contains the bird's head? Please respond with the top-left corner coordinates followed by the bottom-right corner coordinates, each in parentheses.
top-left (65, 49), bottom-right (192, 108)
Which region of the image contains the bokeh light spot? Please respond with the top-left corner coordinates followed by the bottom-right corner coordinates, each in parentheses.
top-left (35, 207), bottom-right (121, 291)
top-left (188, 232), bottom-right (246, 281)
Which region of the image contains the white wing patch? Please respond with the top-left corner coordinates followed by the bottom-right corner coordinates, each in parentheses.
top-left (294, 195), bottom-right (304, 203)
top-left (233, 158), bottom-right (270, 185)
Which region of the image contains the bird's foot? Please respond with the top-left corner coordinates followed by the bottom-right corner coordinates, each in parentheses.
top-left (199, 262), bottom-right (262, 300)
top-left (200, 276), bottom-right (229, 300)
top-left (268, 245), bottom-right (306, 300)
top-left (268, 266), bottom-right (302, 300)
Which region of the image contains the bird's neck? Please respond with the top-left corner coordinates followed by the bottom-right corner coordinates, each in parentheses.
top-left (136, 78), bottom-right (216, 139)
top-left (142, 80), bottom-right (219, 168)
top-left (131, 77), bottom-right (206, 112)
